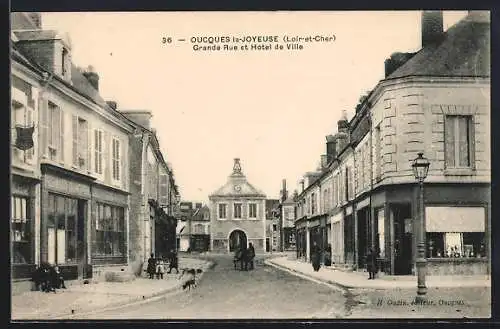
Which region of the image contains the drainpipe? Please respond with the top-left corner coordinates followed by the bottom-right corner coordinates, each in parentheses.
top-left (369, 111), bottom-right (375, 252)
top-left (140, 131), bottom-right (150, 262)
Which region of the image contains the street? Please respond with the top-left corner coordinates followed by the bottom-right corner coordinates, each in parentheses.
top-left (77, 255), bottom-right (349, 319)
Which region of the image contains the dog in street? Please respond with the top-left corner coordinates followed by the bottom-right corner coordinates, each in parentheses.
top-left (179, 268), bottom-right (203, 291)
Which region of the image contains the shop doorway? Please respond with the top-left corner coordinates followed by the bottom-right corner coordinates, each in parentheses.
top-left (76, 200), bottom-right (87, 278)
top-left (229, 229), bottom-right (247, 252)
top-left (392, 204), bottom-right (413, 275)
top-left (357, 207), bottom-right (370, 269)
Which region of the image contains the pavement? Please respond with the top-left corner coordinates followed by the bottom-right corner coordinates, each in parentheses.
top-left (266, 256), bottom-right (491, 318)
top-left (266, 256), bottom-right (491, 289)
top-left (67, 254), bottom-right (350, 319)
top-left (11, 257), bottom-right (213, 320)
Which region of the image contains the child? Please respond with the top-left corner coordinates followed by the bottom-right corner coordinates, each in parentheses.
top-left (156, 259), bottom-right (165, 279)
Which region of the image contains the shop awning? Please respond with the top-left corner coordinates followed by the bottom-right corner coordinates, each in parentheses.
top-left (425, 206), bottom-right (486, 232)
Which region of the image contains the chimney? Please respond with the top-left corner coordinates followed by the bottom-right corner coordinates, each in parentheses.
top-left (421, 11), bottom-right (444, 48)
top-left (106, 101), bottom-right (117, 110)
top-left (281, 179), bottom-right (288, 202)
top-left (83, 65), bottom-right (99, 91)
top-left (335, 111), bottom-right (350, 154)
top-left (195, 203), bottom-right (202, 209)
top-left (326, 134), bottom-right (337, 161)
top-left (120, 110), bottom-right (153, 130)
top-left (320, 155), bottom-right (329, 169)
top-left (384, 52), bottom-right (416, 78)
top-left (299, 179), bottom-right (305, 193)
top-left (27, 13), bottom-right (42, 28)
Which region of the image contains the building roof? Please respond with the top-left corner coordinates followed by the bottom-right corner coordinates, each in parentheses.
top-left (387, 11), bottom-right (490, 79)
top-left (209, 159), bottom-right (266, 198)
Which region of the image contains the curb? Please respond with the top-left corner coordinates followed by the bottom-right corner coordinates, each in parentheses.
top-left (264, 259), bottom-right (349, 294)
top-left (17, 260), bottom-right (214, 320)
top-left (266, 259), bottom-right (491, 291)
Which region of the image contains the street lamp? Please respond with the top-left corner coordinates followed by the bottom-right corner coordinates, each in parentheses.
top-left (412, 152), bottom-right (430, 300)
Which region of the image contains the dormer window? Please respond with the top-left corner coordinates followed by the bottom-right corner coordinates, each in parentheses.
top-left (62, 48), bottom-right (68, 77)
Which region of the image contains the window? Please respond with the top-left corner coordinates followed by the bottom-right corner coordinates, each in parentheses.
top-left (311, 193), bottom-right (316, 215)
top-left (445, 115), bottom-right (473, 168)
top-left (218, 204), bottom-right (227, 219)
top-left (11, 196), bottom-right (32, 264)
top-left (48, 102), bottom-right (64, 161)
top-left (233, 203), bottom-right (242, 219)
top-left (112, 137), bottom-right (121, 182)
top-left (94, 129), bottom-right (103, 175)
top-left (11, 96), bottom-right (35, 163)
top-left (72, 116), bottom-right (89, 170)
top-left (46, 194), bottom-right (78, 264)
top-left (62, 48), bottom-right (68, 76)
top-left (248, 203), bottom-right (257, 218)
top-left (426, 232), bottom-right (486, 258)
top-left (273, 224), bottom-right (277, 232)
top-left (94, 203), bottom-right (126, 257)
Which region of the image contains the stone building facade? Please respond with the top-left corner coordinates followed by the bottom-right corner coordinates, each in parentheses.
top-left (295, 11), bottom-right (490, 276)
top-left (11, 12), bottom-right (137, 285)
top-left (209, 159), bottom-right (267, 253)
top-left (10, 13), bottom-right (181, 291)
top-left (120, 111), bottom-right (179, 274)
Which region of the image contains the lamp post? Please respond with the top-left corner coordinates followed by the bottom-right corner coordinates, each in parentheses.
top-left (412, 152), bottom-right (430, 300)
top-left (174, 194), bottom-right (181, 252)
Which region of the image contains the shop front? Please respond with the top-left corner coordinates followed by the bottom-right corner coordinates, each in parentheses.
top-left (40, 164), bottom-right (93, 281)
top-left (11, 174), bottom-right (40, 294)
top-left (372, 183), bottom-right (490, 276)
top-left (90, 184), bottom-right (129, 273)
top-left (295, 217), bottom-right (307, 260)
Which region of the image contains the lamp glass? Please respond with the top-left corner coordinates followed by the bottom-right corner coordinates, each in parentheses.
top-left (412, 153), bottom-right (430, 181)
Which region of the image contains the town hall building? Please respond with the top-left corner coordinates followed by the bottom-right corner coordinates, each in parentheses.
top-left (209, 158), bottom-right (267, 253)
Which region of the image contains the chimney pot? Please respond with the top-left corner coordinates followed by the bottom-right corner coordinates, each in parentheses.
top-left (83, 69), bottom-right (99, 91)
top-left (421, 11), bottom-right (444, 48)
top-left (106, 101), bottom-right (117, 110)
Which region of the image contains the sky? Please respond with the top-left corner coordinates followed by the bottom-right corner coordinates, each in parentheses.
top-left (41, 11), bottom-right (468, 203)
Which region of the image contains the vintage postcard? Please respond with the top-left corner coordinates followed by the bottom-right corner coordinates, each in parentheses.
top-left (10, 10), bottom-right (491, 320)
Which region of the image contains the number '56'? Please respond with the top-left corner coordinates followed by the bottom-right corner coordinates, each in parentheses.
top-left (162, 37), bottom-right (172, 44)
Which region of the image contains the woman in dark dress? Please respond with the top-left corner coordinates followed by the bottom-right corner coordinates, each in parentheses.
top-left (366, 248), bottom-right (377, 279)
top-left (311, 241), bottom-right (321, 272)
top-left (147, 253), bottom-right (156, 279)
top-left (324, 243), bottom-right (332, 267)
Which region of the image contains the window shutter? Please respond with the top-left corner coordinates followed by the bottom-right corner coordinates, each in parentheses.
top-left (93, 129), bottom-right (98, 174)
top-left (159, 170), bottom-right (168, 206)
top-left (81, 120), bottom-right (89, 171)
top-left (103, 131), bottom-right (110, 180)
top-left (39, 97), bottom-right (48, 157)
top-left (121, 139), bottom-right (127, 189)
top-left (59, 109), bottom-right (64, 162)
top-left (25, 108), bottom-right (34, 160)
top-left (72, 115), bottom-right (78, 166)
top-left (444, 116), bottom-right (456, 168)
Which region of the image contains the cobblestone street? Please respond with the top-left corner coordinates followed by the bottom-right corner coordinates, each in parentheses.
top-left (75, 255), bottom-right (348, 319)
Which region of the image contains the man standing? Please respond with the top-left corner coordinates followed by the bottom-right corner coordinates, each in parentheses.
top-left (240, 245), bottom-right (248, 271)
top-left (247, 242), bottom-right (256, 270)
top-left (366, 248), bottom-right (377, 279)
top-left (167, 249), bottom-right (179, 274)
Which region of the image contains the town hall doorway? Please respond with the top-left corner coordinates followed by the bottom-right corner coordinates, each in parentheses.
top-left (229, 230), bottom-right (247, 252)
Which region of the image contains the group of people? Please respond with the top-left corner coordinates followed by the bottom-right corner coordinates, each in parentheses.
top-left (309, 242), bottom-right (379, 279)
top-left (233, 242), bottom-right (256, 271)
top-left (31, 263), bottom-right (67, 293)
top-left (147, 250), bottom-right (179, 279)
